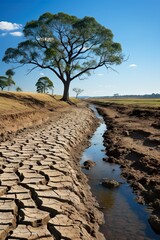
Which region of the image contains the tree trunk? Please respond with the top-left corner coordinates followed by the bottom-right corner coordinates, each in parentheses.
top-left (61, 81), bottom-right (70, 102)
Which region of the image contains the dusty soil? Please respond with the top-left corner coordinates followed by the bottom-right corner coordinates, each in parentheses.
top-left (0, 95), bottom-right (105, 240)
top-left (97, 103), bottom-right (160, 233)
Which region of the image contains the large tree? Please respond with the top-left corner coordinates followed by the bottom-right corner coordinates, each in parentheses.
top-left (3, 12), bottom-right (123, 102)
top-left (35, 76), bottom-right (54, 93)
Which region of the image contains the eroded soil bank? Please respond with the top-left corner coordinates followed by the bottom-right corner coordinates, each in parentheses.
top-left (0, 106), bottom-right (105, 240)
top-left (97, 103), bottom-right (160, 234)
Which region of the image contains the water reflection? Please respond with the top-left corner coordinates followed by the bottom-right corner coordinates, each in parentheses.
top-left (80, 106), bottom-right (160, 240)
top-left (98, 188), bottom-right (115, 210)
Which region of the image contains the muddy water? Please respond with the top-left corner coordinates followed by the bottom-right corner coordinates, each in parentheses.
top-left (80, 106), bottom-right (160, 240)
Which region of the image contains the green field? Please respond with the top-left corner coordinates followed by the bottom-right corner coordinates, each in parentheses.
top-left (89, 98), bottom-right (160, 108)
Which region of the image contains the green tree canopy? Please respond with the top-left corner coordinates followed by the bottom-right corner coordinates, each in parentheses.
top-left (5, 69), bottom-right (15, 91)
top-left (16, 86), bottom-right (22, 92)
top-left (3, 12), bottom-right (123, 101)
top-left (0, 76), bottom-right (8, 90)
top-left (35, 76), bottom-right (54, 93)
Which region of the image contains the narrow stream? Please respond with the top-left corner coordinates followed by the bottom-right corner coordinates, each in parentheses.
top-left (80, 106), bottom-right (160, 240)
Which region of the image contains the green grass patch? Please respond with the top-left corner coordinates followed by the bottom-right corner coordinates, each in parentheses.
top-left (89, 98), bottom-right (160, 108)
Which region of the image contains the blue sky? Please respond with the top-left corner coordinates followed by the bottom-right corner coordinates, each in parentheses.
top-left (0, 0), bottom-right (160, 97)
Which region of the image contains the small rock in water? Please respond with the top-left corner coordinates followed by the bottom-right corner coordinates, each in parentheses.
top-left (101, 149), bottom-right (106, 152)
top-left (102, 178), bottom-right (120, 188)
top-left (102, 157), bottom-right (109, 162)
top-left (83, 160), bottom-right (96, 170)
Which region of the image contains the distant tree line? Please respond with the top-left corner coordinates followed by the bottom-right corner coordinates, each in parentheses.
top-left (112, 93), bottom-right (160, 99)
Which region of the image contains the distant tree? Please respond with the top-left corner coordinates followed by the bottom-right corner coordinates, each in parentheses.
top-left (73, 88), bottom-right (84, 98)
top-left (113, 93), bottom-right (119, 98)
top-left (3, 12), bottom-right (123, 102)
top-left (16, 86), bottom-right (22, 92)
top-left (35, 76), bottom-right (54, 93)
top-left (5, 69), bottom-right (15, 91)
top-left (0, 76), bottom-right (8, 90)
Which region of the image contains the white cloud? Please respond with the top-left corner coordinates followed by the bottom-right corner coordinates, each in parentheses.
top-left (0, 21), bottom-right (22, 31)
top-left (129, 64), bottom-right (137, 68)
top-left (97, 73), bottom-right (103, 76)
top-left (39, 37), bottom-right (54, 42)
top-left (9, 31), bottom-right (23, 37)
top-left (40, 72), bottom-right (45, 76)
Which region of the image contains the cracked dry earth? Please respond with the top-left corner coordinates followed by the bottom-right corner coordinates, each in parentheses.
top-left (0, 107), bottom-right (105, 240)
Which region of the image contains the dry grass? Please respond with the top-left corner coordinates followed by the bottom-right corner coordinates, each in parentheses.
top-left (0, 91), bottom-right (82, 134)
top-left (0, 91), bottom-right (80, 115)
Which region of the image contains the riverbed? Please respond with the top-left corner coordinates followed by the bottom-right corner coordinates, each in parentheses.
top-left (80, 106), bottom-right (160, 240)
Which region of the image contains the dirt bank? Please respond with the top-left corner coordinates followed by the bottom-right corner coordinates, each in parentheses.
top-left (0, 91), bottom-right (73, 138)
top-left (0, 105), bottom-right (105, 240)
top-left (97, 103), bottom-right (160, 234)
